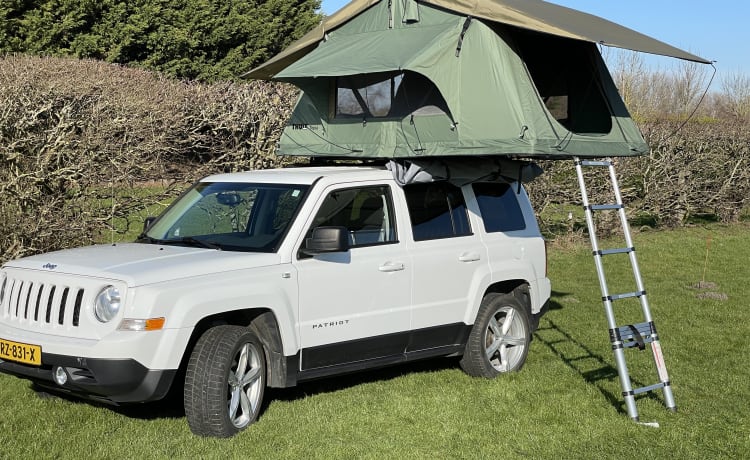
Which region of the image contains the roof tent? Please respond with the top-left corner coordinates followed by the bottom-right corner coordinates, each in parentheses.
top-left (245, 0), bottom-right (710, 159)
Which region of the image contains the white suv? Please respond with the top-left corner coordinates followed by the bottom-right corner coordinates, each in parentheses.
top-left (0, 166), bottom-right (550, 437)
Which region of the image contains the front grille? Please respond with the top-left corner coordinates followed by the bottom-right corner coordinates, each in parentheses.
top-left (2, 277), bottom-right (85, 328)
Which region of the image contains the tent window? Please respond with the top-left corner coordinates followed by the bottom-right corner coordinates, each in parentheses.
top-left (336, 73), bottom-right (402, 117)
top-left (335, 71), bottom-right (450, 119)
top-left (510, 28), bottom-right (613, 135)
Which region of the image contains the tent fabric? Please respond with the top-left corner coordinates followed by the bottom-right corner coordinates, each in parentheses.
top-left (427, 0), bottom-right (709, 62)
top-left (275, 25), bottom-right (458, 78)
top-left (268, 0), bottom-right (648, 159)
top-left (385, 158), bottom-right (544, 186)
top-left (244, 0), bottom-right (709, 80)
top-left (243, 0), bottom-right (708, 159)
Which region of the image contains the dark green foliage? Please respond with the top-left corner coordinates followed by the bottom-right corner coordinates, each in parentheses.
top-left (0, 0), bottom-right (322, 80)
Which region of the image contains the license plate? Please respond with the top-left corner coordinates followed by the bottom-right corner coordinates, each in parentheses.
top-left (0, 337), bottom-right (42, 366)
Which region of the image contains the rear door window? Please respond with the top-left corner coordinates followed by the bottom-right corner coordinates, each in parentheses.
top-left (404, 182), bottom-right (471, 241)
top-left (472, 182), bottom-right (526, 232)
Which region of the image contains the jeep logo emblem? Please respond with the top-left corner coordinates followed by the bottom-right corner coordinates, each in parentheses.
top-left (42, 263), bottom-right (57, 270)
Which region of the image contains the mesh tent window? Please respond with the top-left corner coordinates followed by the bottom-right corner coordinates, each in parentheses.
top-left (335, 71), bottom-right (451, 119)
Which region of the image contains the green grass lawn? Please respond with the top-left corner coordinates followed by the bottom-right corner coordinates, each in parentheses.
top-left (1, 224), bottom-right (748, 459)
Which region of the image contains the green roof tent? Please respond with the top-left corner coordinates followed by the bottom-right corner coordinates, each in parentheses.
top-left (245, 0), bottom-right (710, 160)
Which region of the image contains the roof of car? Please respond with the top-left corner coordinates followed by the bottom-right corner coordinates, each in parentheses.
top-left (201, 166), bottom-right (392, 185)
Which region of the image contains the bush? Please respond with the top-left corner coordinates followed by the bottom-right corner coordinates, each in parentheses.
top-left (2, 55), bottom-right (749, 263)
top-left (527, 119), bottom-right (750, 237)
top-left (0, 55), bottom-right (298, 263)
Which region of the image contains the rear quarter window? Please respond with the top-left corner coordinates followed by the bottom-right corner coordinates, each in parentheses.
top-left (472, 182), bottom-right (526, 233)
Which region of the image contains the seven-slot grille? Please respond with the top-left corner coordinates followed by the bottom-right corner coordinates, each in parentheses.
top-left (1, 275), bottom-right (85, 328)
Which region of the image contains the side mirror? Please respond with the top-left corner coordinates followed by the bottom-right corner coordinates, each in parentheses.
top-left (143, 216), bottom-right (157, 233)
top-left (302, 226), bottom-right (350, 255)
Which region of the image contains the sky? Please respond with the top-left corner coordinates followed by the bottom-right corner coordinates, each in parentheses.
top-left (319, 0), bottom-right (749, 89)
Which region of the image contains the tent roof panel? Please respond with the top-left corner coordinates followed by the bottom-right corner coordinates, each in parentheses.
top-left (245, 0), bottom-right (710, 80)
top-left (275, 24), bottom-right (458, 79)
top-left (429, 0), bottom-right (708, 63)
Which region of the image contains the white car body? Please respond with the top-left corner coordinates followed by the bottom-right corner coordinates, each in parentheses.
top-left (0, 166), bottom-right (550, 405)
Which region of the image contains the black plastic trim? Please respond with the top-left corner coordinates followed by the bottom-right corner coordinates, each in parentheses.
top-left (301, 330), bottom-right (410, 370)
top-left (295, 323), bottom-right (472, 381)
top-left (0, 352), bottom-right (176, 404)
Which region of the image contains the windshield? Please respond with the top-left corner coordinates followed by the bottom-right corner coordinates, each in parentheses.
top-left (142, 182), bottom-right (309, 252)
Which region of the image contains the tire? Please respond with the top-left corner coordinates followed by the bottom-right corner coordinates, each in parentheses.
top-left (460, 293), bottom-right (531, 378)
top-left (184, 325), bottom-right (266, 437)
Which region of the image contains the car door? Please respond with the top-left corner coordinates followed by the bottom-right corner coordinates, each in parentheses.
top-left (294, 183), bottom-right (411, 371)
top-left (403, 181), bottom-right (488, 350)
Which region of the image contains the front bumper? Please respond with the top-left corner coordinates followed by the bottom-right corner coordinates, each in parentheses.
top-left (0, 353), bottom-right (176, 404)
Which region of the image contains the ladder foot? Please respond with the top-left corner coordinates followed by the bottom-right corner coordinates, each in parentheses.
top-left (638, 421), bottom-right (661, 428)
top-left (667, 406), bottom-right (678, 413)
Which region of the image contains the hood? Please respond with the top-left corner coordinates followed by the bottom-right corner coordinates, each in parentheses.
top-left (4, 243), bottom-right (282, 287)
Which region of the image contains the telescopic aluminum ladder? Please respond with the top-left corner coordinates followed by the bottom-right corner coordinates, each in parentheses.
top-left (573, 157), bottom-right (676, 423)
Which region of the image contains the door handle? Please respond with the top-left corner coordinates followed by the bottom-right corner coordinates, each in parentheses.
top-left (458, 252), bottom-right (481, 262)
top-left (379, 262), bottom-right (405, 272)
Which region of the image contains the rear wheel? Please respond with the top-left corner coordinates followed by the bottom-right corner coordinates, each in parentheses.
top-left (184, 325), bottom-right (266, 437)
top-left (460, 293), bottom-right (531, 378)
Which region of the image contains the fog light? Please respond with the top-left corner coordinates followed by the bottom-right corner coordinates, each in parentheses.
top-left (53, 366), bottom-right (68, 386)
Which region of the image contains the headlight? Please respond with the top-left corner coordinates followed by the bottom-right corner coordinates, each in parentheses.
top-left (94, 286), bottom-right (121, 323)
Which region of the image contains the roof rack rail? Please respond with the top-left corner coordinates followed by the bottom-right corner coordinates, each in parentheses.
top-left (308, 157), bottom-right (388, 167)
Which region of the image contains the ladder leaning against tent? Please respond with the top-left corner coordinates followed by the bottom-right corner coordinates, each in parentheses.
top-left (573, 157), bottom-right (676, 423)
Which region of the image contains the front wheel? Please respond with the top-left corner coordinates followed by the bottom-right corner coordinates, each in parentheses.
top-left (460, 293), bottom-right (531, 378)
top-left (184, 325), bottom-right (266, 437)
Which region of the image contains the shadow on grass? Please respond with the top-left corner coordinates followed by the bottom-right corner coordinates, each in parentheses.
top-left (28, 381), bottom-right (188, 420)
top-left (30, 356), bottom-right (463, 422)
top-left (533, 299), bottom-right (665, 415)
top-left (267, 356), bottom-right (461, 405)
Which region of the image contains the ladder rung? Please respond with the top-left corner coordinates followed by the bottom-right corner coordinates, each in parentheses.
top-left (632, 382), bottom-right (667, 395)
top-left (588, 204), bottom-right (623, 211)
top-left (596, 247), bottom-right (634, 256)
top-left (605, 291), bottom-right (646, 301)
top-left (578, 160), bottom-right (612, 167)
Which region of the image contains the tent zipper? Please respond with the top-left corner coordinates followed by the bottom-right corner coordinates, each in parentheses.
top-left (455, 16), bottom-right (473, 57)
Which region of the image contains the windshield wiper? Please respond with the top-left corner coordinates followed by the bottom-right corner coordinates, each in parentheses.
top-left (178, 237), bottom-right (223, 250)
top-left (136, 234), bottom-right (161, 244)
top-left (136, 234), bottom-right (222, 250)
